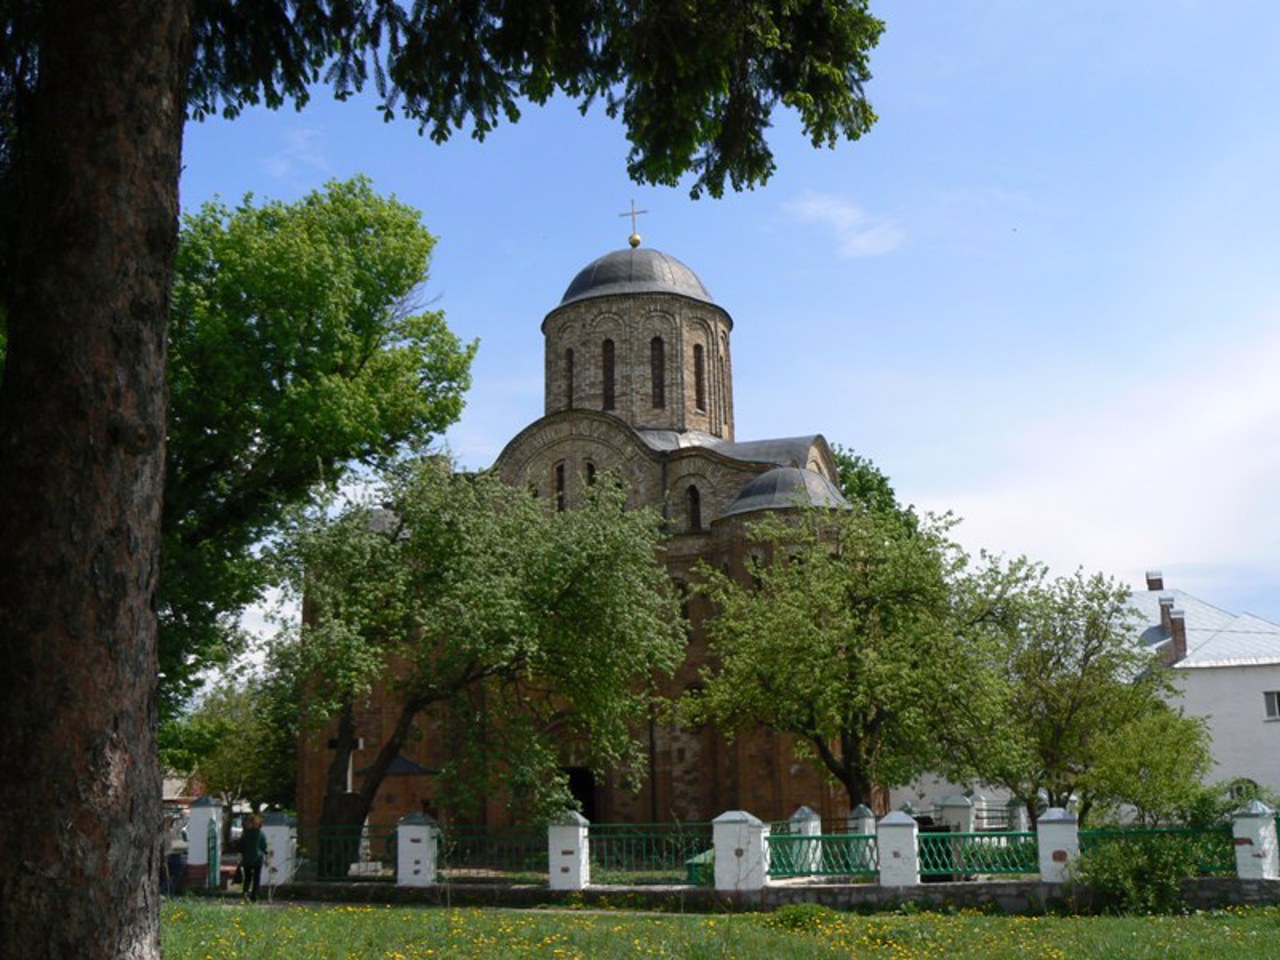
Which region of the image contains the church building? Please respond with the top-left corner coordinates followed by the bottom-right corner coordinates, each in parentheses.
top-left (295, 234), bottom-right (856, 829)
top-left (491, 234), bottom-right (851, 824)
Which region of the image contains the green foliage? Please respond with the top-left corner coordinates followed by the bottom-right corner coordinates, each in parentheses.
top-left (1084, 710), bottom-right (1213, 826)
top-left (1073, 835), bottom-right (1203, 915)
top-left (158, 663), bottom-right (299, 812)
top-left (831, 444), bottom-right (905, 516)
top-left (963, 569), bottom-right (1200, 822)
top-left (689, 496), bottom-right (988, 807)
top-left (285, 459), bottom-right (684, 824)
top-left (4, 3), bottom-right (883, 201)
top-left (160, 177), bottom-right (475, 713)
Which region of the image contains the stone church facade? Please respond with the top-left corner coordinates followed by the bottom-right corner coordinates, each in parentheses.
top-left (491, 242), bottom-right (851, 825)
top-left (296, 240), bottom-right (856, 828)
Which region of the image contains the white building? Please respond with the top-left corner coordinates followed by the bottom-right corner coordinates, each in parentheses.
top-left (1137, 571), bottom-right (1280, 795)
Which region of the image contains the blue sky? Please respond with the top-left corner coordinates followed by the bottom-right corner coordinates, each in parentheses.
top-left (181, 1), bottom-right (1280, 622)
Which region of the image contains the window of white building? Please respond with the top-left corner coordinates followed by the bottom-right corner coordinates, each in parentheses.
top-left (1265, 691), bottom-right (1280, 720)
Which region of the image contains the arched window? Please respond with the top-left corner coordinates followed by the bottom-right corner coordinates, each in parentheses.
top-left (674, 579), bottom-right (692, 635)
top-left (565, 348), bottom-right (575, 409)
top-left (693, 343), bottom-right (706, 412)
top-left (585, 461), bottom-right (597, 486)
top-left (602, 339), bottom-right (616, 411)
top-left (554, 461), bottom-right (566, 512)
top-left (650, 336), bottom-right (665, 409)
top-left (719, 354), bottom-right (727, 425)
top-left (687, 485), bottom-right (702, 532)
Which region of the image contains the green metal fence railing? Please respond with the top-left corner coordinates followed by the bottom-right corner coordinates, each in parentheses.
top-left (768, 832), bottom-right (879, 878)
top-left (918, 830), bottom-right (1038, 877)
top-left (293, 824), bottom-right (398, 881)
top-left (588, 822), bottom-right (714, 885)
top-left (436, 825), bottom-right (547, 884)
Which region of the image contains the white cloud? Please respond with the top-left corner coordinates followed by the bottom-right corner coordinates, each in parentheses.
top-left (914, 318), bottom-right (1280, 614)
top-left (264, 127), bottom-right (330, 182)
top-left (782, 193), bottom-right (906, 257)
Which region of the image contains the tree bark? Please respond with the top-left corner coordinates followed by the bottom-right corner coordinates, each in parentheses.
top-left (0, 1), bottom-right (190, 957)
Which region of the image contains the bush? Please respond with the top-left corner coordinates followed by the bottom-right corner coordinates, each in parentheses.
top-left (1072, 835), bottom-right (1201, 915)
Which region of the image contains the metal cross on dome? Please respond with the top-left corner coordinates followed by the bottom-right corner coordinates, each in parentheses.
top-left (619, 200), bottom-right (648, 247)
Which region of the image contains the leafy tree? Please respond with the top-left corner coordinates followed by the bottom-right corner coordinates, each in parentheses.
top-left (159, 667), bottom-right (299, 815)
top-left (966, 569), bottom-right (1203, 824)
top-left (0, 177), bottom-right (473, 715)
top-left (689, 502), bottom-right (982, 810)
top-left (1080, 708), bottom-right (1212, 827)
top-left (0, 3), bottom-right (881, 953)
top-left (285, 459), bottom-right (683, 837)
top-left (161, 177), bottom-right (474, 713)
top-left (832, 443), bottom-right (904, 516)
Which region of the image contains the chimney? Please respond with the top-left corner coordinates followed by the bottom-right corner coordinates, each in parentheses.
top-left (1158, 594), bottom-right (1175, 634)
top-left (1169, 609), bottom-right (1187, 664)
top-left (1145, 570), bottom-right (1164, 592)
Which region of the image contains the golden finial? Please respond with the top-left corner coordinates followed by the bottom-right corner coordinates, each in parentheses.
top-left (619, 200), bottom-right (648, 248)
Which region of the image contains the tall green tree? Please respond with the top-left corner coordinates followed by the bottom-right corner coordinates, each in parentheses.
top-left (0, 177), bottom-right (474, 713)
top-left (0, 4), bottom-right (881, 954)
top-left (158, 667), bottom-right (299, 816)
top-left (963, 569), bottom-right (1210, 824)
top-left (689, 502), bottom-right (978, 810)
top-left (286, 459), bottom-right (683, 835)
top-left (161, 177), bottom-right (474, 712)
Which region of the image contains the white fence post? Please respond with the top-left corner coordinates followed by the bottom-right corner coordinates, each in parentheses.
top-left (396, 813), bottom-right (439, 887)
top-left (876, 811), bottom-right (919, 887)
top-left (548, 810), bottom-right (590, 891)
top-left (1232, 800), bottom-right (1280, 881)
top-left (186, 796), bottom-right (223, 889)
top-left (938, 795), bottom-right (975, 834)
top-left (847, 804), bottom-right (876, 836)
top-left (262, 811), bottom-right (295, 888)
top-left (1036, 808), bottom-right (1079, 883)
top-left (713, 810), bottom-right (769, 893)
top-left (789, 805), bottom-right (822, 873)
top-left (1008, 798), bottom-right (1029, 833)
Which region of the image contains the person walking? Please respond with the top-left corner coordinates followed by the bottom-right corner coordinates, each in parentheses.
top-left (240, 815), bottom-right (269, 902)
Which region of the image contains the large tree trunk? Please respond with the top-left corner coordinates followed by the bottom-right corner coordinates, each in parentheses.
top-left (0, 2), bottom-right (190, 957)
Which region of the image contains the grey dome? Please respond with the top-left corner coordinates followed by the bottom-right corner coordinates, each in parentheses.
top-left (560, 248), bottom-right (715, 307)
top-left (720, 467), bottom-right (849, 520)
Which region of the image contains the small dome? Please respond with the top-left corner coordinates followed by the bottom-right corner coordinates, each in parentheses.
top-left (720, 467), bottom-right (849, 520)
top-left (560, 248), bottom-right (715, 307)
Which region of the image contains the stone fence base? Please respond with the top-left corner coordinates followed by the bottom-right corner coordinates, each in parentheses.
top-left (194, 876), bottom-right (1280, 915)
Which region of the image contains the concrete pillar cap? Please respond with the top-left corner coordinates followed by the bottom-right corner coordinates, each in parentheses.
top-left (1233, 799), bottom-right (1275, 818)
top-left (878, 810), bottom-right (917, 827)
top-left (713, 810), bottom-right (763, 826)
top-left (399, 812), bottom-right (438, 826)
top-left (1037, 807), bottom-right (1077, 824)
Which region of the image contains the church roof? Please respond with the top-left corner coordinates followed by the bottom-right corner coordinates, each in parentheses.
top-left (636, 431), bottom-right (825, 469)
top-left (720, 466), bottom-right (849, 519)
top-left (559, 248), bottom-right (717, 307)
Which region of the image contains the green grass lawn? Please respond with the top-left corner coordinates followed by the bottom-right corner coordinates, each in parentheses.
top-left (162, 899), bottom-right (1280, 959)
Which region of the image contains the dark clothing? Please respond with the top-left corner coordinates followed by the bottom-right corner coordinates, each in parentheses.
top-left (241, 826), bottom-right (267, 865)
top-left (240, 825), bottom-right (269, 901)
